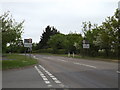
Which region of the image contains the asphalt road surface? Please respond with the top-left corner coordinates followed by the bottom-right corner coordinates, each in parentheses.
top-left (3, 54), bottom-right (119, 88)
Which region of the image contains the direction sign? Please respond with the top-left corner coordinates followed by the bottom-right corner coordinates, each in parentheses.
top-left (83, 44), bottom-right (90, 48)
top-left (24, 43), bottom-right (32, 48)
top-left (24, 38), bottom-right (32, 43)
top-left (24, 38), bottom-right (32, 48)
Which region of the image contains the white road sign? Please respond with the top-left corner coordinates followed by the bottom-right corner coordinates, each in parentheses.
top-left (24, 43), bottom-right (32, 48)
top-left (83, 44), bottom-right (90, 48)
top-left (24, 38), bottom-right (32, 48)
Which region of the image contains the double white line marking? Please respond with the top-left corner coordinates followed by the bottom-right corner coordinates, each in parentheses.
top-left (34, 66), bottom-right (51, 85)
top-left (39, 65), bottom-right (62, 84)
top-left (35, 65), bottom-right (64, 88)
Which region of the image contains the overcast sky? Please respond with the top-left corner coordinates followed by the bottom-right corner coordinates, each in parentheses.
top-left (0, 0), bottom-right (119, 43)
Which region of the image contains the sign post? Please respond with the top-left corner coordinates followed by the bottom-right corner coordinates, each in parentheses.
top-left (82, 40), bottom-right (90, 57)
top-left (24, 38), bottom-right (32, 57)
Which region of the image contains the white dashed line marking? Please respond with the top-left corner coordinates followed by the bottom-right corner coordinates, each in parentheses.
top-left (82, 64), bottom-right (96, 68)
top-left (74, 62), bottom-right (96, 68)
top-left (48, 73), bottom-right (52, 76)
top-left (41, 75), bottom-right (46, 78)
top-left (47, 85), bottom-right (52, 87)
top-left (34, 66), bottom-right (51, 86)
top-left (55, 80), bottom-right (61, 84)
top-left (33, 56), bottom-right (39, 60)
top-left (59, 84), bottom-right (65, 88)
top-left (38, 65), bottom-right (63, 86)
top-left (40, 74), bottom-right (44, 76)
top-left (43, 78), bottom-right (48, 81)
top-left (50, 75), bottom-right (55, 78)
top-left (58, 59), bottom-right (67, 62)
top-left (117, 71), bottom-right (120, 73)
top-left (45, 81), bottom-right (50, 84)
top-left (74, 62), bottom-right (79, 65)
top-left (52, 78), bottom-right (57, 80)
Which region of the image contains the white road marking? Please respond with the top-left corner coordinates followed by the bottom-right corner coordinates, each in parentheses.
top-left (73, 62), bottom-right (96, 68)
top-left (50, 75), bottom-right (55, 78)
top-left (52, 78), bottom-right (57, 80)
top-left (58, 59), bottom-right (67, 62)
top-left (74, 62), bottom-right (79, 65)
top-left (81, 64), bottom-right (96, 68)
top-left (55, 80), bottom-right (61, 84)
top-left (40, 74), bottom-right (44, 76)
top-left (34, 66), bottom-right (51, 86)
top-left (45, 81), bottom-right (50, 84)
top-left (38, 64), bottom-right (63, 86)
top-left (47, 85), bottom-right (52, 87)
top-left (41, 75), bottom-right (46, 78)
top-left (43, 57), bottom-right (53, 60)
top-left (48, 73), bottom-right (52, 76)
top-left (43, 77), bottom-right (48, 81)
top-left (44, 70), bottom-right (48, 72)
top-left (34, 66), bottom-right (42, 74)
top-left (33, 56), bottom-right (39, 59)
top-left (117, 71), bottom-right (120, 73)
top-left (59, 84), bottom-right (65, 88)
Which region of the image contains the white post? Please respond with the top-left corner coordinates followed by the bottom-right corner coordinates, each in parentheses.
top-left (68, 52), bottom-right (70, 57)
top-left (73, 52), bottom-right (74, 58)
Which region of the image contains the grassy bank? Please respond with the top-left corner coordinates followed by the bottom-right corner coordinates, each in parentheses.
top-left (2, 54), bottom-right (38, 70)
top-left (33, 53), bottom-right (118, 63)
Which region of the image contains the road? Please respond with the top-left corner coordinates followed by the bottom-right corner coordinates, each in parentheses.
top-left (3, 54), bottom-right (118, 88)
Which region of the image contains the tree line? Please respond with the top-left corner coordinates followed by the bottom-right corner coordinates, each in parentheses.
top-left (1, 9), bottom-right (120, 59)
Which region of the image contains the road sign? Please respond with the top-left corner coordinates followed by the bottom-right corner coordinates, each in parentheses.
top-left (83, 44), bottom-right (90, 48)
top-left (24, 38), bottom-right (32, 48)
top-left (24, 43), bottom-right (32, 47)
top-left (82, 40), bottom-right (89, 44)
top-left (24, 38), bottom-right (32, 43)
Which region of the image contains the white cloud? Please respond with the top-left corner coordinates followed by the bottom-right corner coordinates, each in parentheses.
top-left (1, 0), bottom-right (119, 42)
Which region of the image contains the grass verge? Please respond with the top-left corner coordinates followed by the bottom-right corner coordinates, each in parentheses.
top-left (2, 54), bottom-right (38, 70)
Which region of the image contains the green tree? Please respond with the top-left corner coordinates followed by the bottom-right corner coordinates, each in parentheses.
top-left (48, 34), bottom-right (68, 53)
top-left (82, 21), bottom-right (100, 56)
top-left (94, 9), bottom-right (120, 57)
top-left (66, 33), bottom-right (83, 53)
top-left (38, 25), bottom-right (59, 49)
top-left (0, 11), bottom-right (24, 53)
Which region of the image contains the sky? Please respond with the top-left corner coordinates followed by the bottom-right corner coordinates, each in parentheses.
top-left (0, 0), bottom-right (120, 43)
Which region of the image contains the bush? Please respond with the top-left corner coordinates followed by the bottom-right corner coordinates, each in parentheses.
top-left (57, 49), bottom-right (66, 54)
top-left (33, 48), bottom-right (53, 53)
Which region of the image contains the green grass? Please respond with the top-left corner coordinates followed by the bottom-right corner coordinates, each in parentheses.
top-left (2, 54), bottom-right (38, 70)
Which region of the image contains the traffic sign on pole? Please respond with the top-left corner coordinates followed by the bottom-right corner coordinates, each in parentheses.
top-left (24, 38), bottom-right (32, 48)
top-left (83, 44), bottom-right (90, 48)
top-left (82, 40), bottom-right (90, 48)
